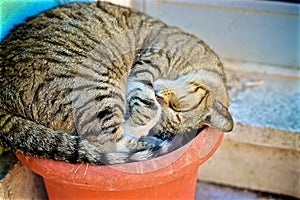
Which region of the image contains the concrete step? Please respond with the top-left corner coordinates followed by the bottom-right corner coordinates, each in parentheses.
top-left (197, 61), bottom-right (300, 198)
top-left (0, 154), bottom-right (47, 199)
top-left (196, 181), bottom-right (299, 200)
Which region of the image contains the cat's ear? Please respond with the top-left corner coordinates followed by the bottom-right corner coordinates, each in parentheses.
top-left (203, 101), bottom-right (234, 132)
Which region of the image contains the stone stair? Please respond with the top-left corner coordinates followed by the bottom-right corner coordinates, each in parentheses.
top-left (197, 61), bottom-right (300, 198)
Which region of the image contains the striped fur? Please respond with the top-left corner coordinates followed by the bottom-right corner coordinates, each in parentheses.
top-left (0, 2), bottom-right (233, 164)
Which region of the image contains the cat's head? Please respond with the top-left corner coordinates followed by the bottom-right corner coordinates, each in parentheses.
top-left (153, 70), bottom-right (233, 133)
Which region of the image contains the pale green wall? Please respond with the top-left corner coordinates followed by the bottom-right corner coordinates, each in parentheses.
top-left (140, 0), bottom-right (300, 69)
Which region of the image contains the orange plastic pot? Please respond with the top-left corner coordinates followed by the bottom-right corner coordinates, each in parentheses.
top-left (16, 127), bottom-right (223, 200)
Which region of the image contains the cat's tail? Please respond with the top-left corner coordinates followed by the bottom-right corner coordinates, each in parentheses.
top-left (0, 113), bottom-right (80, 162)
top-left (0, 113), bottom-right (187, 165)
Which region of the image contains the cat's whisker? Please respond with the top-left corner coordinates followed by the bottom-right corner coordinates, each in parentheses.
top-left (73, 162), bottom-right (83, 182)
top-left (83, 163), bottom-right (89, 176)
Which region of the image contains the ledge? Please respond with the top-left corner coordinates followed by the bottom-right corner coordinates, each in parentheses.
top-left (0, 160), bottom-right (47, 199)
top-left (198, 61), bottom-right (300, 198)
top-left (225, 61), bottom-right (299, 150)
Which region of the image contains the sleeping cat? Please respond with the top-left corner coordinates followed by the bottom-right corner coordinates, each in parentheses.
top-left (0, 1), bottom-right (233, 164)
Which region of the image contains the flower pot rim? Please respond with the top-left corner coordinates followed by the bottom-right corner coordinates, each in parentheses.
top-left (16, 127), bottom-right (224, 191)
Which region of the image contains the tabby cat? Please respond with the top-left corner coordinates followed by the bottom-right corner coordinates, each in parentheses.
top-left (0, 1), bottom-right (233, 165)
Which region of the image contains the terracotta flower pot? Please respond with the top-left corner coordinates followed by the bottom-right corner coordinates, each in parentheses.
top-left (16, 127), bottom-right (223, 200)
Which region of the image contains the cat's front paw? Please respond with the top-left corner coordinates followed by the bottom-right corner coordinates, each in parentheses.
top-left (124, 81), bottom-right (162, 138)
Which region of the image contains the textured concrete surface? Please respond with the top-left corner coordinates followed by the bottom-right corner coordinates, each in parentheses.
top-left (0, 161), bottom-right (47, 200)
top-left (197, 61), bottom-right (300, 198)
top-left (225, 61), bottom-right (300, 133)
top-left (195, 181), bottom-right (299, 200)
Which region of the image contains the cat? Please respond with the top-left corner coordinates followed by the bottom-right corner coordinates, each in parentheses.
top-left (0, 1), bottom-right (233, 165)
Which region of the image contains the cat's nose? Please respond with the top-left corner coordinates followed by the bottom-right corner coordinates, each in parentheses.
top-left (155, 95), bottom-right (164, 103)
